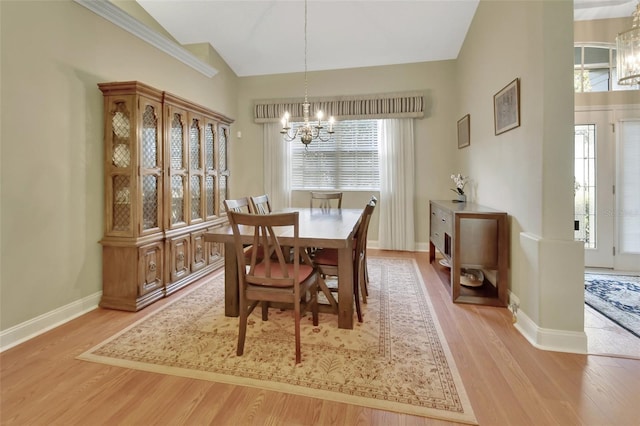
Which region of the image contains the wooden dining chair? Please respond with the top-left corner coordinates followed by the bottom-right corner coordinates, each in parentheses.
top-left (227, 210), bottom-right (319, 364)
top-left (250, 194), bottom-right (272, 214)
top-left (224, 197), bottom-right (251, 213)
top-left (224, 197), bottom-right (263, 261)
top-left (310, 191), bottom-right (343, 210)
top-left (312, 199), bottom-right (376, 323)
top-left (361, 195), bottom-right (378, 297)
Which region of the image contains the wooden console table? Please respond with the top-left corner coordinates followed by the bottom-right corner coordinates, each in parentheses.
top-left (429, 200), bottom-right (509, 306)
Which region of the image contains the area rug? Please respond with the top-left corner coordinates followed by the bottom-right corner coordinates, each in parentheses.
top-left (585, 273), bottom-right (640, 338)
top-left (78, 257), bottom-right (477, 424)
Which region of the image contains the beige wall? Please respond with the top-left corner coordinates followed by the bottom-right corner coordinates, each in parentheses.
top-left (0, 0), bottom-right (238, 330)
top-left (456, 0), bottom-right (585, 348)
top-left (234, 61), bottom-right (459, 244)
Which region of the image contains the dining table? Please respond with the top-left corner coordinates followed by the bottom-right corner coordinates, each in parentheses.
top-left (204, 207), bottom-right (363, 330)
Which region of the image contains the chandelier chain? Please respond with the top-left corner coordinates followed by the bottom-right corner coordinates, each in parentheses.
top-left (304, 0), bottom-right (308, 104)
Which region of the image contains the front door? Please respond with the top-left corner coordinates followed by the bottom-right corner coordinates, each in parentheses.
top-left (613, 111), bottom-right (640, 271)
top-left (574, 109), bottom-right (614, 268)
top-left (575, 107), bottom-right (640, 271)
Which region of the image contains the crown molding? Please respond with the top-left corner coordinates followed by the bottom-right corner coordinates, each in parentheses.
top-left (74, 0), bottom-right (218, 78)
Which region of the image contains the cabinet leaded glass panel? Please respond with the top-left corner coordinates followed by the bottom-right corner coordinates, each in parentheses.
top-left (171, 175), bottom-right (184, 224)
top-left (205, 123), bottom-right (215, 217)
top-left (191, 176), bottom-right (202, 220)
top-left (218, 126), bottom-right (228, 203)
top-left (190, 118), bottom-right (201, 169)
top-left (112, 102), bottom-right (131, 168)
top-left (170, 113), bottom-right (184, 169)
top-left (112, 175), bottom-right (131, 232)
top-left (142, 105), bottom-right (158, 168)
top-left (142, 176), bottom-right (158, 230)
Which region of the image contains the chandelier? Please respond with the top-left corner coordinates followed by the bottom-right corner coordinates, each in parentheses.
top-left (616, 2), bottom-right (640, 85)
top-left (280, 0), bottom-right (335, 146)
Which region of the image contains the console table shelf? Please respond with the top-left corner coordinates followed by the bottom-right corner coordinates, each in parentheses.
top-left (428, 200), bottom-right (509, 306)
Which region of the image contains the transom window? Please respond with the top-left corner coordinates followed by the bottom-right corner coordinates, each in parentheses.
top-left (574, 44), bottom-right (639, 92)
top-left (290, 119), bottom-right (380, 191)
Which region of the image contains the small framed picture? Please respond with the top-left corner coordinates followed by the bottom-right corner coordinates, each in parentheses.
top-left (457, 114), bottom-right (470, 149)
top-left (494, 78), bottom-right (520, 135)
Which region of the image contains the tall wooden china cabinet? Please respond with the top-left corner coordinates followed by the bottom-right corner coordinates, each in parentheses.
top-left (99, 81), bottom-right (233, 311)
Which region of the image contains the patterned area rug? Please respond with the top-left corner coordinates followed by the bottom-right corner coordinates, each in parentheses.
top-left (585, 273), bottom-right (640, 338)
top-left (79, 257), bottom-right (477, 424)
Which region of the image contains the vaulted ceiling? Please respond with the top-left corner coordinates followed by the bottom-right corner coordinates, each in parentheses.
top-left (136, 0), bottom-right (638, 77)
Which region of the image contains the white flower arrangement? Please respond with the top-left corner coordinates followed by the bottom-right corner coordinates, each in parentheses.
top-left (450, 173), bottom-right (468, 195)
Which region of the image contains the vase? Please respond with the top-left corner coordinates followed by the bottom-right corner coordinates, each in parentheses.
top-left (456, 194), bottom-right (466, 203)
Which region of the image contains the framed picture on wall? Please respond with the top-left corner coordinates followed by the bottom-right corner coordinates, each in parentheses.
top-left (457, 114), bottom-right (470, 149)
top-left (493, 78), bottom-right (520, 135)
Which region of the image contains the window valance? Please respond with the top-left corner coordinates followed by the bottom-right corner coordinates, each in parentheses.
top-left (253, 91), bottom-right (425, 123)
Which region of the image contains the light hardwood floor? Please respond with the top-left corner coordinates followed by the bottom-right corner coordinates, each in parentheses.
top-left (2, 250), bottom-right (639, 425)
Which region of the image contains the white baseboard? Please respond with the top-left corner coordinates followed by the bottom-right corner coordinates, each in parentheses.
top-left (513, 308), bottom-right (588, 354)
top-left (0, 292), bottom-right (102, 352)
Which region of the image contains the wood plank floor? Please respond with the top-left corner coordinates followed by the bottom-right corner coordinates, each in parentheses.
top-left (2, 250), bottom-right (639, 425)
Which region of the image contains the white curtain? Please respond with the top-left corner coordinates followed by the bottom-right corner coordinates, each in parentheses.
top-left (378, 119), bottom-right (415, 251)
top-left (263, 122), bottom-right (291, 209)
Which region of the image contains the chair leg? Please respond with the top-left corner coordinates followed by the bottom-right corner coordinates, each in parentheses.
top-left (363, 252), bottom-right (370, 298)
top-left (237, 302), bottom-right (248, 356)
top-left (262, 301), bottom-right (269, 321)
top-left (360, 259), bottom-right (368, 305)
top-left (312, 284), bottom-right (319, 326)
top-left (353, 262), bottom-right (363, 323)
top-left (294, 303), bottom-right (302, 364)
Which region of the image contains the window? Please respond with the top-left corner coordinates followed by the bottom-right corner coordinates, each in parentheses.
top-left (574, 44), bottom-right (639, 92)
top-left (290, 119), bottom-right (380, 190)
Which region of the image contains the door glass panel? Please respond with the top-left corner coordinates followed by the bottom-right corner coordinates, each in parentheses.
top-left (574, 124), bottom-right (596, 249)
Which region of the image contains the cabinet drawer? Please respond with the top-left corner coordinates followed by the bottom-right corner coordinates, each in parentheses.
top-left (430, 205), bottom-right (452, 255)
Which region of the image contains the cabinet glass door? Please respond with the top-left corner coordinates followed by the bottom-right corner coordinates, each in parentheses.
top-left (204, 121), bottom-right (217, 219)
top-left (141, 102), bottom-right (161, 233)
top-left (169, 110), bottom-right (187, 227)
top-left (189, 116), bottom-right (203, 223)
top-left (110, 101), bottom-right (132, 234)
top-left (218, 125), bottom-right (229, 205)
